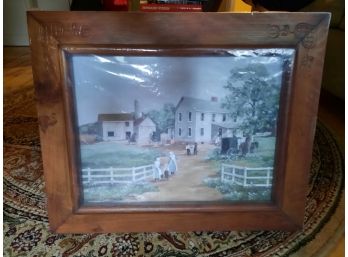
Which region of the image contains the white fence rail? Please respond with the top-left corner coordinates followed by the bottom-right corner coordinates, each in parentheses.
top-left (82, 164), bottom-right (154, 185)
top-left (221, 163), bottom-right (273, 187)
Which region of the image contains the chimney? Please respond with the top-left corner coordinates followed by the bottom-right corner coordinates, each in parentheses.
top-left (134, 100), bottom-right (142, 119)
top-left (211, 96), bottom-right (218, 102)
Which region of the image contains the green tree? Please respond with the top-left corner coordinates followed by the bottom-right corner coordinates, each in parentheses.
top-left (221, 63), bottom-right (281, 135)
top-left (147, 103), bottom-right (175, 133)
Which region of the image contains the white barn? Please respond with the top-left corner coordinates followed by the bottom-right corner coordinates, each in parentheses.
top-left (98, 113), bottom-right (156, 145)
top-left (134, 116), bottom-right (157, 145)
top-left (174, 96), bottom-right (242, 143)
top-left (98, 113), bottom-right (134, 141)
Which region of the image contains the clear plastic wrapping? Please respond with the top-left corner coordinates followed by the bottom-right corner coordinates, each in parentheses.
top-left (70, 48), bottom-right (295, 204)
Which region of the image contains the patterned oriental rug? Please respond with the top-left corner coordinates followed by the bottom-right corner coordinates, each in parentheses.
top-left (3, 87), bottom-right (344, 257)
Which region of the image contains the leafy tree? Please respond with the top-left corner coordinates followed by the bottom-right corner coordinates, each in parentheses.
top-left (147, 103), bottom-right (175, 133)
top-left (221, 63), bottom-right (281, 135)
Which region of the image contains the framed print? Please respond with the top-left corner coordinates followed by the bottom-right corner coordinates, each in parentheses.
top-left (71, 49), bottom-right (293, 205)
top-left (27, 11), bottom-right (330, 233)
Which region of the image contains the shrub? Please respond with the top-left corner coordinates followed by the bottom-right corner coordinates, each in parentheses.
top-left (205, 148), bottom-right (221, 160)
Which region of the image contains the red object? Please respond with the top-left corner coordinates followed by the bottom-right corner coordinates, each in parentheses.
top-left (103, 0), bottom-right (128, 11)
top-left (114, 0), bottom-right (127, 5)
top-left (140, 4), bottom-right (202, 12)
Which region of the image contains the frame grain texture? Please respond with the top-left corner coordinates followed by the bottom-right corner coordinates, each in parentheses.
top-left (27, 11), bottom-right (330, 233)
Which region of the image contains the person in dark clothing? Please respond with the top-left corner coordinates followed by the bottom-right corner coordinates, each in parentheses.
top-left (193, 143), bottom-right (198, 155)
top-left (231, 134), bottom-right (238, 153)
top-left (186, 143), bottom-right (191, 155)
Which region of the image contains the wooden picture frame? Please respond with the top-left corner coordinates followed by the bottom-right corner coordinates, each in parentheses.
top-left (27, 11), bottom-right (330, 233)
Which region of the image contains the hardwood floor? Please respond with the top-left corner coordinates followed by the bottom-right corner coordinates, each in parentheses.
top-left (3, 46), bottom-right (344, 257)
top-left (4, 47), bottom-right (33, 94)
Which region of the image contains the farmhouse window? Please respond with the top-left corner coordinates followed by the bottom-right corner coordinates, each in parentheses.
top-left (179, 113), bottom-right (182, 122)
top-left (222, 114), bottom-right (226, 122)
top-left (200, 128), bottom-right (204, 136)
top-left (212, 113), bottom-right (216, 122)
top-left (178, 128), bottom-right (182, 136)
top-left (188, 127), bottom-right (192, 137)
top-left (201, 113), bottom-right (204, 121)
top-left (107, 131), bottom-right (114, 137)
top-left (188, 112), bottom-right (192, 121)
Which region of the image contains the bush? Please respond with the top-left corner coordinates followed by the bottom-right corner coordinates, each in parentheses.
top-left (261, 156), bottom-right (274, 166)
top-left (205, 148), bottom-right (221, 160)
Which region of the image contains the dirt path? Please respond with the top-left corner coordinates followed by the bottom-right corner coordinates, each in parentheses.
top-left (130, 144), bottom-right (223, 202)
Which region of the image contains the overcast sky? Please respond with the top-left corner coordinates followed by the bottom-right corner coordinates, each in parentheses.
top-left (71, 49), bottom-right (294, 125)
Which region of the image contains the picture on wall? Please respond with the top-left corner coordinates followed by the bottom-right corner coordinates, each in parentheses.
top-left (70, 49), bottom-right (295, 204)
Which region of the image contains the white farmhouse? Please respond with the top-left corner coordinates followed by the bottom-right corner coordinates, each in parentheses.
top-left (98, 113), bottom-right (156, 145)
top-left (98, 113), bottom-right (134, 141)
top-left (98, 100), bottom-right (156, 145)
top-left (174, 96), bottom-right (242, 143)
top-left (133, 116), bottom-right (157, 145)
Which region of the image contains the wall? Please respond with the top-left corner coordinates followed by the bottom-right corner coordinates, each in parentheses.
top-left (102, 121), bottom-right (133, 141)
top-left (4, 0), bottom-right (70, 46)
top-left (195, 112), bottom-right (213, 143)
top-left (174, 107), bottom-right (197, 142)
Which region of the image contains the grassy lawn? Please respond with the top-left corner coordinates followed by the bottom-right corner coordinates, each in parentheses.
top-left (204, 177), bottom-right (271, 201)
top-left (204, 136), bottom-right (275, 197)
top-left (207, 136), bottom-right (276, 168)
top-left (83, 183), bottom-right (159, 203)
top-left (229, 136), bottom-right (275, 167)
top-left (80, 142), bottom-right (164, 169)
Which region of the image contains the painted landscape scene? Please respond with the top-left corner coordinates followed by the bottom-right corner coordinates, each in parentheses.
top-left (71, 49), bottom-right (295, 204)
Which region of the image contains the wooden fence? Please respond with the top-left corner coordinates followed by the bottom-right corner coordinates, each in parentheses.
top-left (82, 164), bottom-right (154, 185)
top-left (221, 163), bottom-right (273, 187)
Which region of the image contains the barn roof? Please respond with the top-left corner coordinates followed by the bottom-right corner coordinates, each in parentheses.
top-left (134, 116), bottom-right (156, 126)
top-left (134, 116), bottom-right (145, 126)
top-left (98, 113), bottom-right (134, 122)
top-left (175, 96), bottom-right (227, 113)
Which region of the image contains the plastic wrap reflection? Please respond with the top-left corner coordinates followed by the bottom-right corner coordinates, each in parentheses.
top-left (70, 48), bottom-right (295, 204)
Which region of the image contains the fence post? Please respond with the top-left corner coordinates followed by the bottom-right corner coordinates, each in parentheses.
top-left (141, 166), bottom-right (145, 181)
top-left (267, 168), bottom-right (271, 187)
top-left (110, 167), bottom-right (113, 183)
top-left (87, 167), bottom-right (91, 183)
top-left (243, 167), bottom-right (247, 187)
top-left (232, 167), bottom-right (235, 183)
top-left (221, 164), bottom-right (225, 182)
top-left (132, 167), bottom-right (136, 182)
